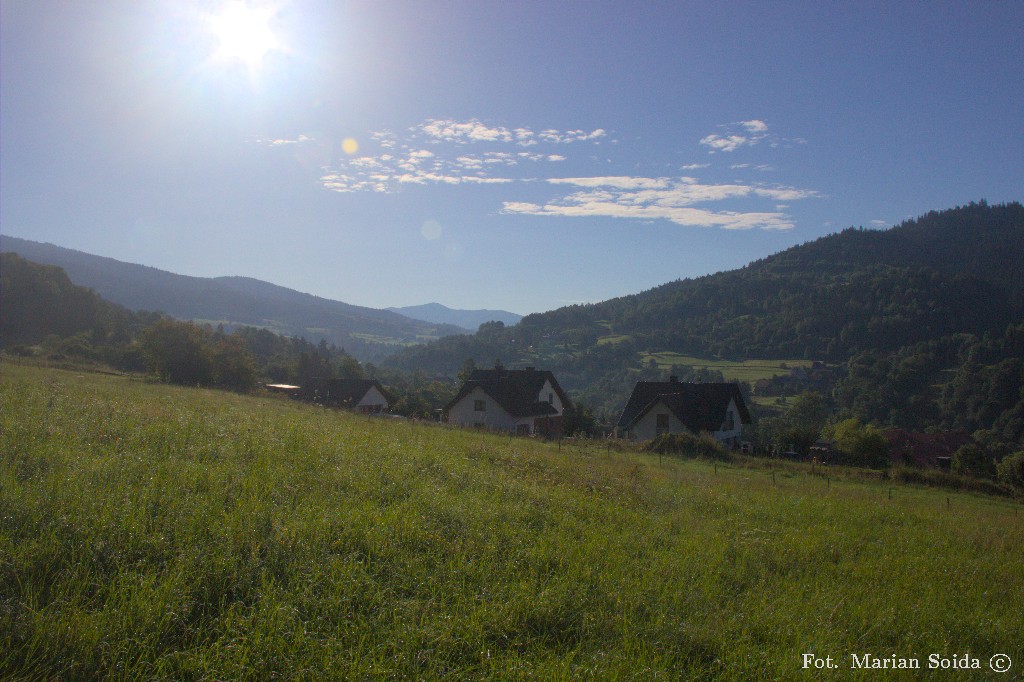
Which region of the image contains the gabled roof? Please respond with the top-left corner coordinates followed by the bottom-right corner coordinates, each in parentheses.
top-left (301, 378), bottom-right (389, 406)
top-left (617, 380), bottom-right (751, 432)
top-left (445, 367), bottom-right (570, 418)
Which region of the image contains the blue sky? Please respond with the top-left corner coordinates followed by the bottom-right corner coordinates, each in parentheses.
top-left (2, 1), bottom-right (1021, 315)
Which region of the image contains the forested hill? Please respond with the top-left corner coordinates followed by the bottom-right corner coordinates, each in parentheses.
top-left (0, 252), bottom-right (158, 351)
top-left (386, 202), bottom-right (1023, 378)
top-left (0, 237), bottom-right (467, 360)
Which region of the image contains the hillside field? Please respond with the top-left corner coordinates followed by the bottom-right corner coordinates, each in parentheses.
top-left (1, 363), bottom-right (1022, 679)
top-left (638, 352), bottom-right (816, 383)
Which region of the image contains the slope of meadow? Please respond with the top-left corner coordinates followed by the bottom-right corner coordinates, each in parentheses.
top-left (1, 364), bottom-right (1022, 679)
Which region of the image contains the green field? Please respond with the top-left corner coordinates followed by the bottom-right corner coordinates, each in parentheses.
top-left (639, 352), bottom-right (817, 383)
top-left (2, 363), bottom-right (1022, 679)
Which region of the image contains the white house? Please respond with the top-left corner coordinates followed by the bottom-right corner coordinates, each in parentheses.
top-left (445, 366), bottom-right (570, 437)
top-left (616, 377), bottom-right (751, 445)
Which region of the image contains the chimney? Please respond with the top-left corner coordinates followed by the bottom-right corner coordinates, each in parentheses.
top-left (525, 366), bottom-right (535, 372)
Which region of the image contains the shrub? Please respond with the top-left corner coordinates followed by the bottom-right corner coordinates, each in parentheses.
top-left (890, 466), bottom-right (1015, 497)
top-left (997, 451), bottom-right (1024, 489)
top-left (822, 418), bottom-right (890, 469)
top-left (951, 443), bottom-right (997, 479)
top-left (644, 432), bottom-right (731, 461)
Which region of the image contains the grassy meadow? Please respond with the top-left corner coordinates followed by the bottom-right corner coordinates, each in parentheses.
top-left (1, 363), bottom-right (1022, 679)
top-left (638, 352), bottom-right (816, 384)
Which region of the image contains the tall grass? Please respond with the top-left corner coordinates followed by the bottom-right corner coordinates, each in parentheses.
top-left (2, 363), bottom-right (1022, 679)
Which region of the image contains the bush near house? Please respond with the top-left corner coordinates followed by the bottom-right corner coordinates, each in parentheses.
top-left (643, 432), bottom-right (732, 461)
top-left (998, 451), bottom-right (1024, 489)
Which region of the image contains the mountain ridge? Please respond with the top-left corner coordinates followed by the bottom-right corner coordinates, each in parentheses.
top-left (387, 303), bottom-right (522, 331)
top-left (0, 237), bottom-right (468, 360)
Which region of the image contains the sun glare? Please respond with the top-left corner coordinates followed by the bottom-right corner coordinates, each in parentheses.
top-left (209, 1), bottom-right (279, 67)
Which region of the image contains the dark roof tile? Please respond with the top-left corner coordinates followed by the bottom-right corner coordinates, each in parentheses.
top-left (445, 368), bottom-right (569, 417)
top-left (617, 381), bottom-right (750, 431)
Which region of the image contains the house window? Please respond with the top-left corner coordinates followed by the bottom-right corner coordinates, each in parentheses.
top-left (474, 400), bottom-right (486, 412)
top-left (723, 410), bottom-right (735, 432)
top-left (548, 392), bottom-right (554, 404)
top-left (656, 413), bottom-right (670, 435)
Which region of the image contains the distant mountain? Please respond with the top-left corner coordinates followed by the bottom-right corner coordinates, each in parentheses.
top-left (385, 201), bottom-right (1024, 410)
top-left (0, 237), bottom-right (467, 360)
top-left (388, 303), bottom-right (523, 331)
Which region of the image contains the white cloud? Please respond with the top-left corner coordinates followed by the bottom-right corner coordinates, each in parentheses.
top-left (699, 120), bottom-right (771, 153)
top-left (548, 176), bottom-right (670, 190)
top-left (411, 120), bottom-right (607, 146)
top-left (514, 128), bottom-right (536, 146)
top-left (502, 176), bottom-right (818, 230)
top-left (700, 133), bottom-right (754, 153)
top-left (417, 119), bottom-right (514, 144)
top-left (370, 130), bottom-right (398, 149)
top-left (502, 200), bottom-right (794, 230)
top-left (538, 128), bottom-right (606, 144)
top-left (316, 117), bottom-right (816, 232)
top-left (258, 134), bottom-right (313, 146)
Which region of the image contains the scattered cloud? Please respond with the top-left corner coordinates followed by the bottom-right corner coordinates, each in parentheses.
top-left (318, 118), bottom-right (608, 193)
top-left (310, 117), bottom-right (818, 231)
top-left (699, 119), bottom-right (809, 154)
top-left (503, 199), bottom-right (795, 231)
top-left (257, 134), bottom-right (313, 146)
top-left (538, 128), bottom-right (607, 144)
top-left (413, 118), bottom-right (605, 147)
top-left (699, 120), bottom-right (771, 153)
top-left (548, 176), bottom-right (671, 190)
top-left (503, 176), bottom-right (818, 230)
top-left (418, 119), bottom-right (514, 144)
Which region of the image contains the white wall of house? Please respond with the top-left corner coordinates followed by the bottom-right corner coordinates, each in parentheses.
top-left (628, 397), bottom-right (744, 444)
top-left (711, 398), bottom-right (744, 445)
top-left (630, 399), bottom-right (686, 441)
top-left (448, 386), bottom-right (522, 431)
top-left (537, 378), bottom-right (564, 415)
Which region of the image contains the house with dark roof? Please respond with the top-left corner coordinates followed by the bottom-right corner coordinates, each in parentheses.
top-left (885, 430), bottom-right (969, 468)
top-left (445, 366), bottom-right (570, 437)
top-left (616, 377), bottom-right (751, 445)
top-left (299, 378), bottom-right (391, 414)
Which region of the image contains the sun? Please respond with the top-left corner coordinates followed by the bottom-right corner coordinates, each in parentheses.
top-left (209, 1), bottom-right (280, 67)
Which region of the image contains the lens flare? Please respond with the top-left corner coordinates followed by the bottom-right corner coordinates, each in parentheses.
top-left (421, 220), bottom-right (442, 240)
